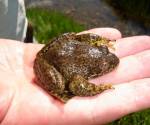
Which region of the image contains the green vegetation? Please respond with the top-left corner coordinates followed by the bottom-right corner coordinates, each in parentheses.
top-left (26, 8), bottom-right (85, 43)
top-left (26, 7), bottom-right (150, 125)
top-left (106, 0), bottom-right (150, 27)
top-left (108, 109), bottom-right (150, 125)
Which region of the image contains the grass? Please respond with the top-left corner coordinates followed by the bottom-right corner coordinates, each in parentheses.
top-left (108, 109), bottom-right (150, 125)
top-left (26, 8), bottom-right (85, 43)
top-left (26, 8), bottom-right (150, 125)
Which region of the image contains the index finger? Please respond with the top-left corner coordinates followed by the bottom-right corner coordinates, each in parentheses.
top-left (78, 27), bottom-right (122, 40)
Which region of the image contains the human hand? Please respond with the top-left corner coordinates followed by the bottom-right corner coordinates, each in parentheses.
top-left (0, 28), bottom-right (150, 125)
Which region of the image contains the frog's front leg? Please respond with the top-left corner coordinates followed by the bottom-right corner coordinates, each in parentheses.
top-left (69, 75), bottom-right (113, 96)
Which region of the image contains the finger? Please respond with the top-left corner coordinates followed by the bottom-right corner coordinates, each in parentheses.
top-left (78, 28), bottom-right (122, 40)
top-left (90, 49), bottom-right (150, 84)
top-left (115, 36), bottom-right (150, 58)
top-left (65, 78), bottom-right (150, 125)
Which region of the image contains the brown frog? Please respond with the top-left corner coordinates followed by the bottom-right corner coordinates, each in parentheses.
top-left (34, 33), bottom-right (119, 103)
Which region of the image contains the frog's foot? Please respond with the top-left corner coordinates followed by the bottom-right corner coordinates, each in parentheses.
top-left (69, 75), bottom-right (113, 96)
top-left (51, 90), bottom-right (74, 103)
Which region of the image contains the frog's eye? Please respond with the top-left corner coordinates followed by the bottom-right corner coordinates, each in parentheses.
top-left (98, 45), bottom-right (109, 54)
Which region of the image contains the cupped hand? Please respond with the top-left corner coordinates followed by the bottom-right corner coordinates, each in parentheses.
top-left (0, 28), bottom-right (150, 125)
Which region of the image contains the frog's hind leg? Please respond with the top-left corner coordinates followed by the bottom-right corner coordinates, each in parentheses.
top-left (34, 57), bottom-right (66, 99)
top-left (76, 33), bottom-right (100, 44)
top-left (76, 33), bottom-right (114, 49)
top-left (69, 75), bottom-right (113, 96)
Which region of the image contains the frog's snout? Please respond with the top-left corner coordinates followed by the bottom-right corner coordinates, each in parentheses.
top-left (107, 53), bottom-right (119, 68)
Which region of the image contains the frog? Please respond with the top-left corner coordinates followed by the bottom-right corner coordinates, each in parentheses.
top-left (33, 32), bottom-right (119, 103)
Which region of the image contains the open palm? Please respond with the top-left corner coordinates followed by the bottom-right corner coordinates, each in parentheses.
top-left (0, 28), bottom-right (150, 125)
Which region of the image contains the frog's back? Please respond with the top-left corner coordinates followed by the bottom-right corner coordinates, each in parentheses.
top-left (43, 37), bottom-right (118, 81)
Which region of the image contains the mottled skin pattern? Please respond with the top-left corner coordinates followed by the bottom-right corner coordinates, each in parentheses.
top-left (34, 33), bottom-right (119, 103)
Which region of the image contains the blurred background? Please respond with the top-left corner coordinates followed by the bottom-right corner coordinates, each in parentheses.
top-left (25, 0), bottom-right (150, 43)
top-left (25, 0), bottom-right (150, 124)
